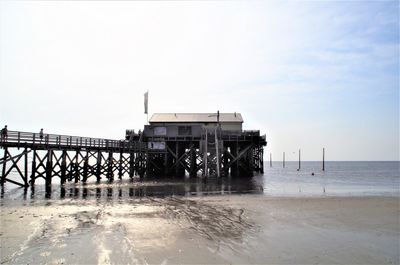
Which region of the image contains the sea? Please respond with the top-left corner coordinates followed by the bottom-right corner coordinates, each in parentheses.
top-left (262, 161), bottom-right (399, 197)
top-left (1, 161), bottom-right (399, 201)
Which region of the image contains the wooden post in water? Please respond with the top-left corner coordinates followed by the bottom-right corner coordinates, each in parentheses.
top-left (1, 147), bottom-right (7, 185)
top-left (283, 152), bottom-right (285, 168)
top-left (96, 151), bottom-right (102, 182)
top-left (129, 152), bottom-right (135, 178)
top-left (270, 153), bottom-right (272, 168)
top-left (107, 151), bottom-right (113, 181)
top-left (118, 151), bottom-right (123, 179)
top-left (31, 149), bottom-right (37, 185)
top-left (83, 152), bottom-right (88, 183)
top-left (74, 151), bottom-right (79, 183)
top-left (298, 149), bottom-right (301, 171)
top-left (322, 147), bottom-right (325, 171)
top-left (60, 150), bottom-right (67, 185)
top-left (204, 131), bottom-right (208, 177)
top-left (45, 149), bottom-right (53, 188)
top-left (24, 147), bottom-right (28, 186)
top-left (215, 128), bottom-right (220, 178)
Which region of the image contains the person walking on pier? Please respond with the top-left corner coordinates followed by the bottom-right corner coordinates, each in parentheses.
top-left (1, 125), bottom-right (8, 143)
top-left (39, 128), bottom-right (44, 143)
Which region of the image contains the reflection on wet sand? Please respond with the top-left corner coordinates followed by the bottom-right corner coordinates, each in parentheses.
top-left (0, 176), bottom-right (265, 264)
top-left (16, 176), bottom-right (264, 200)
top-left (1, 182), bottom-right (260, 264)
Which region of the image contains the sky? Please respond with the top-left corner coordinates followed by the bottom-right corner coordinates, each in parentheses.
top-left (0, 0), bottom-right (399, 161)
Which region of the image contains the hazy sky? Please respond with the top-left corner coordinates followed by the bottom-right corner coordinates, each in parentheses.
top-left (0, 1), bottom-right (398, 161)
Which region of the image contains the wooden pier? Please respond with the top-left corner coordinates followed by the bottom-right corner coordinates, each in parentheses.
top-left (0, 130), bottom-right (147, 187)
top-left (143, 129), bottom-right (266, 178)
top-left (0, 113), bottom-right (266, 188)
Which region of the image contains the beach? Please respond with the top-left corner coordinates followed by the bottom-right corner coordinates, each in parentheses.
top-left (1, 194), bottom-right (398, 264)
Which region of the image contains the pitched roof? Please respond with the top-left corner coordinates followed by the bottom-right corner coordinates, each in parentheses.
top-left (149, 113), bottom-right (243, 123)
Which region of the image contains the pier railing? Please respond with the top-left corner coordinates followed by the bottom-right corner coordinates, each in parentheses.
top-left (0, 130), bottom-right (146, 152)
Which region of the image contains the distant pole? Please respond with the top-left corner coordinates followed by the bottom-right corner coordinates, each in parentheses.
top-left (298, 149), bottom-right (301, 170)
top-left (283, 152), bottom-right (285, 168)
top-left (270, 153), bottom-right (272, 167)
top-left (322, 147), bottom-right (325, 171)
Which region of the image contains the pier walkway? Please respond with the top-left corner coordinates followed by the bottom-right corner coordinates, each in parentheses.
top-left (0, 130), bottom-right (147, 188)
top-left (0, 130), bottom-right (145, 152)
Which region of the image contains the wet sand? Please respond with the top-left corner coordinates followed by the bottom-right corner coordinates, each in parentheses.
top-left (0, 195), bottom-right (399, 264)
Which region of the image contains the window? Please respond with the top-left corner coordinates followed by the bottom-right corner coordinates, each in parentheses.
top-left (178, 126), bottom-right (192, 136)
top-left (154, 127), bottom-right (167, 136)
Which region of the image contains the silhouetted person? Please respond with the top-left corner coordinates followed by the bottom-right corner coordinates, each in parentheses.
top-left (1, 125), bottom-right (8, 143)
top-left (39, 128), bottom-right (44, 143)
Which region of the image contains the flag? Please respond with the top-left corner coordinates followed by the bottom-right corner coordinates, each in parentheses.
top-left (144, 91), bottom-right (148, 114)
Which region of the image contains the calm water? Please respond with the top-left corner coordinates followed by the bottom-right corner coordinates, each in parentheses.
top-left (1, 161), bottom-right (399, 201)
top-left (262, 161), bottom-right (399, 197)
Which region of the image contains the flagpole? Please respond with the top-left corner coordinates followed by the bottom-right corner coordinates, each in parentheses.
top-left (144, 90), bottom-right (149, 125)
top-left (147, 90), bottom-right (149, 125)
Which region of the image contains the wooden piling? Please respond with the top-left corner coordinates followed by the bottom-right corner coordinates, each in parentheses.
top-left (30, 149), bottom-right (37, 185)
top-left (322, 147), bottom-right (325, 171)
top-left (260, 147), bottom-right (264, 173)
top-left (45, 149), bottom-right (53, 187)
top-left (118, 152), bottom-right (123, 179)
top-left (204, 132), bottom-right (208, 177)
top-left (24, 147), bottom-right (28, 186)
top-left (96, 151), bottom-right (102, 182)
top-left (215, 128), bottom-right (221, 178)
top-left (1, 147), bottom-right (7, 184)
top-left (107, 151), bottom-right (113, 181)
top-left (223, 147), bottom-right (229, 176)
top-left (190, 144), bottom-right (196, 177)
top-left (298, 149), bottom-right (301, 170)
top-left (74, 151), bottom-right (79, 183)
top-left (129, 152), bottom-right (135, 178)
top-left (60, 150), bottom-right (67, 184)
top-left (270, 153), bottom-right (272, 168)
top-left (283, 152), bottom-right (285, 168)
top-left (83, 152), bottom-right (88, 183)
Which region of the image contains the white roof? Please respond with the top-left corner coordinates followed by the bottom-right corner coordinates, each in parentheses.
top-left (149, 113), bottom-right (243, 123)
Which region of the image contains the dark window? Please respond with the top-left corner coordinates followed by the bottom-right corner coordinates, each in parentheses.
top-left (178, 126), bottom-right (192, 136)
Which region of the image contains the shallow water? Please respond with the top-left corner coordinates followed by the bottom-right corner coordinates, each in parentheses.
top-left (0, 161), bottom-right (399, 202)
top-left (263, 161), bottom-right (400, 197)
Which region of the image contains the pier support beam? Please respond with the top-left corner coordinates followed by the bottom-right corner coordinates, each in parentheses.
top-left (129, 152), bottom-right (135, 178)
top-left (107, 151), bottom-right (114, 181)
top-left (45, 150), bottom-right (53, 188)
top-left (118, 152), bottom-right (123, 179)
top-left (61, 150), bottom-right (67, 185)
top-left (24, 147), bottom-right (28, 186)
top-left (74, 151), bottom-right (79, 183)
top-left (230, 143), bottom-right (238, 177)
top-left (83, 152), bottom-right (89, 183)
top-left (189, 144), bottom-right (197, 177)
top-left (1, 147), bottom-right (7, 185)
top-left (31, 149), bottom-right (37, 185)
top-left (96, 151), bottom-right (102, 182)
